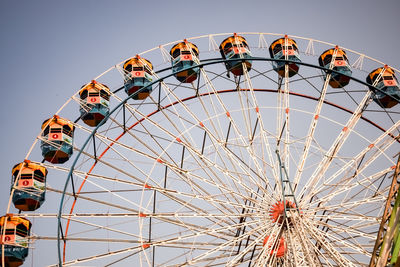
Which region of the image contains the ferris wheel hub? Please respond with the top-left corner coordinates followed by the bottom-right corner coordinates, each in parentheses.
top-left (270, 200), bottom-right (298, 225)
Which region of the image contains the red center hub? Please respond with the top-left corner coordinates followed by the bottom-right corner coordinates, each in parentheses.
top-left (269, 200), bottom-right (297, 224)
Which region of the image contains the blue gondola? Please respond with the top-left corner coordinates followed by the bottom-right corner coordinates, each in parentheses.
top-left (0, 215), bottom-right (31, 267)
top-left (40, 115), bottom-right (74, 164)
top-left (170, 40), bottom-right (200, 83)
top-left (269, 35), bottom-right (301, 77)
top-left (123, 56), bottom-right (154, 100)
top-left (11, 160), bottom-right (47, 211)
top-left (319, 47), bottom-right (352, 88)
top-left (79, 80), bottom-right (110, 127)
top-left (219, 33), bottom-right (252, 76)
top-left (367, 66), bottom-right (400, 108)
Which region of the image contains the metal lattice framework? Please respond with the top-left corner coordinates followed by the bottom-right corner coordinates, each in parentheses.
top-left (2, 33), bottom-right (400, 266)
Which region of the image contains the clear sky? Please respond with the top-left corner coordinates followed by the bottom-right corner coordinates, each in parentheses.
top-left (0, 0), bottom-right (399, 265)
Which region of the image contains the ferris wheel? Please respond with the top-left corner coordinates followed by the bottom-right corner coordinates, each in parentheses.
top-left (1, 32), bottom-right (400, 267)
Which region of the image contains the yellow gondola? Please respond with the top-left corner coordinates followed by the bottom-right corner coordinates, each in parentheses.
top-left (318, 47), bottom-right (352, 88)
top-left (11, 160), bottom-right (47, 211)
top-left (170, 40), bottom-right (200, 83)
top-left (219, 34), bottom-right (252, 76)
top-left (0, 215), bottom-right (31, 267)
top-left (79, 80), bottom-right (110, 127)
top-left (123, 56), bottom-right (153, 100)
top-left (367, 66), bottom-right (400, 108)
top-left (40, 115), bottom-right (74, 164)
top-left (269, 36), bottom-right (301, 77)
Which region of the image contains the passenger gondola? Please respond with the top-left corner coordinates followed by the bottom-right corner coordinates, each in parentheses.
top-left (0, 215), bottom-right (31, 267)
top-left (319, 47), bottom-right (352, 88)
top-left (219, 33), bottom-right (252, 76)
top-left (11, 160), bottom-right (47, 211)
top-left (40, 115), bottom-right (74, 164)
top-left (367, 66), bottom-right (400, 108)
top-left (79, 80), bottom-right (110, 127)
top-left (269, 35), bottom-right (301, 77)
top-left (123, 56), bottom-right (154, 100)
top-left (170, 40), bottom-right (200, 83)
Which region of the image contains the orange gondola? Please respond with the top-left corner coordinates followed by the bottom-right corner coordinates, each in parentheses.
top-left (123, 56), bottom-right (154, 100)
top-left (319, 47), bottom-right (352, 88)
top-left (79, 80), bottom-right (110, 127)
top-left (219, 34), bottom-right (252, 76)
top-left (269, 36), bottom-right (301, 77)
top-left (170, 40), bottom-right (200, 83)
top-left (40, 115), bottom-right (74, 164)
top-left (366, 66), bottom-right (400, 108)
top-left (0, 215), bottom-right (31, 267)
top-left (11, 160), bottom-right (47, 211)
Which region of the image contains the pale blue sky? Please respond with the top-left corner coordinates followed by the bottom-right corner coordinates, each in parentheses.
top-left (0, 0), bottom-right (399, 265)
